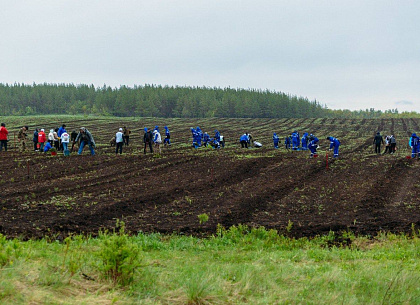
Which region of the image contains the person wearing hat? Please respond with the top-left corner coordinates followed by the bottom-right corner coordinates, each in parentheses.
top-left (115, 128), bottom-right (124, 155)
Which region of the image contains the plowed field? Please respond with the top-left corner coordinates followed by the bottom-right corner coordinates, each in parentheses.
top-left (1, 117), bottom-right (419, 239)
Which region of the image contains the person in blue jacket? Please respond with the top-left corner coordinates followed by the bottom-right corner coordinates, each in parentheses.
top-left (273, 133), bottom-right (279, 148)
top-left (292, 131), bottom-right (300, 150)
top-left (285, 135), bottom-right (292, 150)
top-left (409, 133), bottom-right (419, 158)
top-left (301, 133), bottom-right (308, 150)
top-left (327, 136), bottom-right (340, 158)
top-left (203, 132), bottom-right (210, 147)
top-left (196, 126), bottom-right (203, 147)
top-left (164, 126), bottom-right (171, 146)
top-left (308, 134), bottom-right (319, 157)
top-left (210, 137), bottom-right (220, 149)
top-left (240, 133), bottom-right (249, 148)
top-left (43, 141), bottom-right (52, 153)
top-left (214, 130), bottom-right (220, 142)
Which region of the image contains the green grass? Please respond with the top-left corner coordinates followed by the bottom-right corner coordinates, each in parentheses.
top-left (0, 226), bottom-right (419, 304)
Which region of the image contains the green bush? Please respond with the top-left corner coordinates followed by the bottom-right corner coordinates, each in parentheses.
top-left (97, 221), bottom-right (141, 286)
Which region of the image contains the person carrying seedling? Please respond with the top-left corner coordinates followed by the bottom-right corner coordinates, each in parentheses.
top-left (409, 133), bottom-right (419, 159)
top-left (18, 126), bottom-right (28, 152)
top-left (308, 134), bottom-right (319, 158)
top-left (273, 133), bottom-right (279, 148)
top-left (327, 136), bottom-right (340, 158)
top-left (373, 132), bottom-right (384, 154)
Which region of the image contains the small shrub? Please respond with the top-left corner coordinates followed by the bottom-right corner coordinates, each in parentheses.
top-left (198, 213), bottom-right (209, 224)
top-left (97, 221), bottom-right (141, 286)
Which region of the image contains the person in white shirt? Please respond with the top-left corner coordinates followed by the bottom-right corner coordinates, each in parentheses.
top-left (61, 131), bottom-right (70, 152)
top-left (115, 128), bottom-right (124, 155)
top-left (153, 129), bottom-right (162, 154)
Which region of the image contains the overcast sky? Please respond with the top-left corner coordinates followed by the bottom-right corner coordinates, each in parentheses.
top-left (1, 1), bottom-right (419, 112)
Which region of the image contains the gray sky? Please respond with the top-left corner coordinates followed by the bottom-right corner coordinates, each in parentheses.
top-left (1, 0), bottom-right (419, 112)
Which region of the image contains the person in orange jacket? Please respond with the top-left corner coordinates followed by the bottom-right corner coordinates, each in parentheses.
top-left (37, 128), bottom-right (47, 151)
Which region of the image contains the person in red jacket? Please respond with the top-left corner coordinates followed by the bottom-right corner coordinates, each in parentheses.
top-left (0, 123), bottom-right (8, 151)
top-left (37, 128), bottom-right (47, 151)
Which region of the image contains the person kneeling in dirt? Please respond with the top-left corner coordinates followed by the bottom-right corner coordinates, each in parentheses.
top-left (327, 136), bottom-right (340, 158)
top-left (110, 136), bottom-right (116, 147)
top-left (75, 127), bottom-right (96, 155)
top-left (308, 134), bottom-right (319, 158)
top-left (209, 138), bottom-right (220, 149)
top-left (143, 128), bottom-right (153, 154)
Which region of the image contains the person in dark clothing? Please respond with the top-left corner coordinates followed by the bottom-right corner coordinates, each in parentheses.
top-left (70, 130), bottom-right (78, 152)
top-left (33, 128), bottom-right (39, 151)
top-left (123, 126), bottom-right (131, 146)
top-left (143, 128), bottom-right (153, 154)
top-left (373, 132), bottom-right (384, 154)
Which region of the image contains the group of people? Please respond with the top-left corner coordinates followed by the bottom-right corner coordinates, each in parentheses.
top-left (142, 126), bottom-right (171, 155)
top-left (191, 127), bottom-right (225, 149)
top-left (280, 131), bottom-right (326, 157)
top-left (373, 132), bottom-right (397, 155)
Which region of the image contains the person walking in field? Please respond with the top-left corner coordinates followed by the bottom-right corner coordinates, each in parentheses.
top-left (115, 128), bottom-right (124, 155)
top-left (18, 126), bottom-right (28, 152)
top-left (163, 126), bottom-right (171, 146)
top-left (153, 129), bottom-right (162, 154)
top-left (373, 132), bottom-right (384, 154)
top-left (143, 128), bottom-right (153, 154)
top-left (75, 127), bottom-right (96, 155)
top-left (38, 129), bottom-right (46, 151)
top-left (327, 136), bottom-right (340, 158)
top-left (123, 126), bottom-right (131, 146)
top-left (0, 123), bottom-right (9, 152)
top-left (57, 124), bottom-right (67, 151)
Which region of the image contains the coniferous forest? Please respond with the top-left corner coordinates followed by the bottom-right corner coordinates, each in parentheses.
top-left (0, 83), bottom-right (409, 118)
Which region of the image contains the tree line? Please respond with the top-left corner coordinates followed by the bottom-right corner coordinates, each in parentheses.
top-left (0, 83), bottom-right (415, 118)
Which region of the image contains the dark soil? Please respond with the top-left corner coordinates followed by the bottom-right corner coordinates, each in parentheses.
top-left (1, 118), bottom-right (419, 239)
